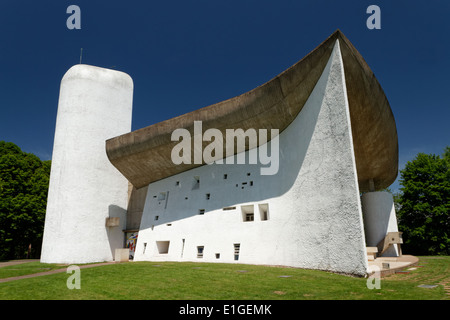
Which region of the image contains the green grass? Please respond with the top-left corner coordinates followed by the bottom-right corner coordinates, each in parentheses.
top-left (0, 261), bottom-right (67, 279)
top-left (0, 257), bottom-right (448, 300)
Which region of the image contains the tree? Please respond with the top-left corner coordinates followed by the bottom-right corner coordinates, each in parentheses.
top-left (396, 146), bottom-right (449, 255)
top-left (0, 141), bottom-right (51, 260)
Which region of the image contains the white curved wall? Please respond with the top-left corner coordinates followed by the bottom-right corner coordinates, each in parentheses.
top-left (361, 191), bottom-right (400, 257)
top-left (41, 64), bottom-right (133, 264)
top-left (134, 40), bottom-right (368, 276)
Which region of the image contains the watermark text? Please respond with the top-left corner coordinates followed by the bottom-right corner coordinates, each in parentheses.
top-left (66, 265), bottom-right (81, 289)
top-left (171, 121), bottom-right (279, 175)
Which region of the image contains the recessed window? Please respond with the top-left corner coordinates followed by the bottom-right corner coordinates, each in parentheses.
top-left (259, 203), bottom-right (269, 221)
top-left (143, 242), bottom-right (147, 254)
top-left (158, 192), bottom-right (166, 200)
top-left (197, 246), bottom-right (204, 258)
top-left (181, 239), bottom-right (185, 258)
top-left (164, 191), bottom-right (169, 209)
top-left (192, 176), bottom-right (200, 190)
top-left (223, 174), bottom-right (228, 179)
top-left (234, 243), bottom-right (240, 261)
top-left (175, 181), bottom-right (180, 186)
top-left (241, 205), bottom-right (254, 222)
top-left (156, 241), bottom-right (170, 254)
top-left (166, 223), bottom-right (172, 226)
top-left (155, 215), bottom-right (159, 221)
top-left (215, 253), bottom-right (220, 259)
top-left (247, 172), bottom-right (251, 176)
top-left (206, 193), bottom-right (210, 200)
top-left (250, 181), bottom-right (253, 186)
top-left (223, 206), bottom-right (236, 211)
top-left (199, 209), bottom-right (205, 215)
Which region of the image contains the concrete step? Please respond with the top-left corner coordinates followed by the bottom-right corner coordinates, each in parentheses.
top-left (366, 247), bottom-right (378, 261)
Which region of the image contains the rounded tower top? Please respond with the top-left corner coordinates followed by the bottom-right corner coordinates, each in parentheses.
top-left (62, 64), bottom-right (133, 91)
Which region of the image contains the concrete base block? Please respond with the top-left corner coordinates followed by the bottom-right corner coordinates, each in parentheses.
top-left (115, 248), bottom-right (130, 262)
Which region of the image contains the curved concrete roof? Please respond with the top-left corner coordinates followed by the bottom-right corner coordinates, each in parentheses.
top-left (106, 30), bottom-right (398, 192)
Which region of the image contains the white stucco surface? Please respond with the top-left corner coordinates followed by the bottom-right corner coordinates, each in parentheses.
top-left (361, 191), bottom-right (400, 257)
top-left (134, 40), bottom-right (368, 276)
top-left (41, 64), bottom-right (133, 264)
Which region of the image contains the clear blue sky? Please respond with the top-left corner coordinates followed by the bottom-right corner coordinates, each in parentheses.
top-left (1, 1), bottom-right (449, 192)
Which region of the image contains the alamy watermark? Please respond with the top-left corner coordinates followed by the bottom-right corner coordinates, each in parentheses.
top-left (171, 121), bottom-right (279, 175)
top-left (66, 5), bottom-right (81, 30)
top-left (65, 5), bottom-right (381, 31)
top-left (366, 5), bottom-right (381, 30)
top-left (366, 265), bottom-right (381, 289)
top-left (66, 265), bottom-right (81, 289)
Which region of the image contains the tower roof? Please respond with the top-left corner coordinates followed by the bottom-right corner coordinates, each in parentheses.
top-left (106, 30), bottom-right (398, 192)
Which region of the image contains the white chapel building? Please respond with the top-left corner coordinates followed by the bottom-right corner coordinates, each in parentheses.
top-left (41, 30), bottom-right (401, 276)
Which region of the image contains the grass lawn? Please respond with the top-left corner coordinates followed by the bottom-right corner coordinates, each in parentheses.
top-left (0, 261), bottom-right (67, 279)
top-left (0, 256), bottom-right (448, 300)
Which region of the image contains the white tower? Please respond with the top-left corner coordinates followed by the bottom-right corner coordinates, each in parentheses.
top-left (41, 64), bottom-right (133, 264)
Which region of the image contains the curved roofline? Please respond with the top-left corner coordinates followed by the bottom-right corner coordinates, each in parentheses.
top-left (106, 30), bottom-right (398, 191)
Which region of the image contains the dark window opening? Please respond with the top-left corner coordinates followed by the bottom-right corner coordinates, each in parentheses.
top-left (197, 246), bottom-right (204, 258)
top-left (234, 243), bottom-right (240, 261)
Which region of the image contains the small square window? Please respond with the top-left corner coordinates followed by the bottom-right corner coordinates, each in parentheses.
top-left (241, 205), bottom-right (254, 222)
top-left (158, 192), bottom-right (166, 200)
top-left (206, 193), bottom-right (210, 200)
top-left (156, 241), bottom-right (170, 254)
top-left (155, 215), bottom-right (159, 221)
top-left (223, 174), bottom-right (228, 179)
top-left (199, 209), bottom-right (205, 215)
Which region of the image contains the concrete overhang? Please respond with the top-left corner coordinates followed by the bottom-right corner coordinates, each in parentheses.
top-left (106, 30), bottom-right (398, 192)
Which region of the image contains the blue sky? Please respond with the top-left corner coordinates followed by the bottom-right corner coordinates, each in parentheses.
top-left (0, 1), bottom-right (449, 192)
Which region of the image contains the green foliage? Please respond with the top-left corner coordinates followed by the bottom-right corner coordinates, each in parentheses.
top-left (0, 141), bottom-right (51, 260)
top-left (397, 146), bottom-right (449, 255)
